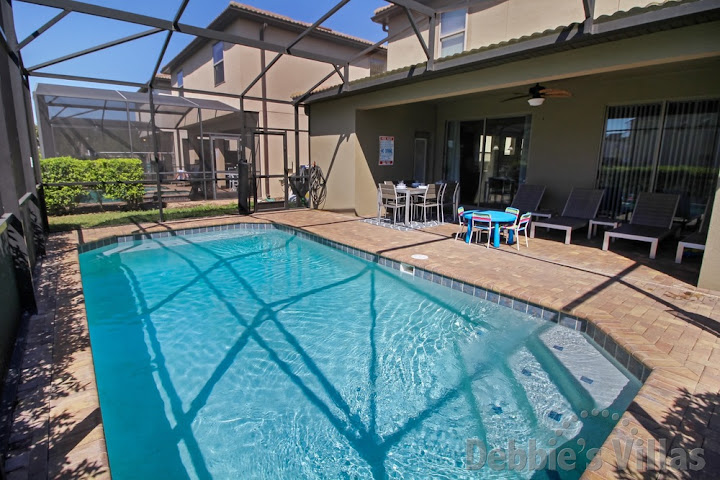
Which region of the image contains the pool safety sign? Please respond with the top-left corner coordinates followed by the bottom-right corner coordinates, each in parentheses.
top-left (379, 136), bottom-right (394, 166)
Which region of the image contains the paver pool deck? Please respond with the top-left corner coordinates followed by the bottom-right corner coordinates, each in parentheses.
top-left (3, 209), bottom-right (719, 479)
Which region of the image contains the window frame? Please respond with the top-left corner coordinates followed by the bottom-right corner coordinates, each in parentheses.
top-left (176, 69), bottom-right (183, 88)
top-left (212, 42), bottom-right (225, 86)
top-left (438, 8), bottom-right (467, 58)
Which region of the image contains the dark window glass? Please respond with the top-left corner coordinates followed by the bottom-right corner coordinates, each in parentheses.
top-left (212, 42), bottom-right (224, 86)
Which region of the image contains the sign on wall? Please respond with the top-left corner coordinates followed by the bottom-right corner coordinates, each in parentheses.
top-left (379, 136), bottom-right (394, 166)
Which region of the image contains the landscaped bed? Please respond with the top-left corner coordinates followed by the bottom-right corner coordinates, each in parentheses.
top-left (48, 204), bottom-right (241, 232)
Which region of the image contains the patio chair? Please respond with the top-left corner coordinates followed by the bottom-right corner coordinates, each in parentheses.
top-left (435, 183), bottom-right (450, 223)
top-left (530, 188), bottom-right (605, 244)
top-left (455, 206), bottom-right (468, 240)
top-left (602, 192), bottom-right (680, 259)
top-left (500, 206), bottom-right (519, 242)
top-left (444, 182), bottom-right (460, 222)
top-left (510, 184), bottom-right (546, 216)
top-left (676, 197), bottom-right (713, 263)
top-left (438, 183), bottom-right (447, 223)
top-left (378, 184), bottom-right (406, 224)
top-left (412, 184), bottom-right (440, 223)
top-left (505, 206), bottom-right (520, 223)
top-left (503, 212), bottom-right (532, 251)
top-left (471, 212), bottom-right (493, 248)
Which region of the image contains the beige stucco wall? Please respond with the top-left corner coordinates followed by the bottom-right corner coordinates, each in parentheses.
top-left (435, 62), bottom-right (720, 212)
top-left (168, 16), bottom-right (384, 198)
top-left (699, 178), bottom-right (720, 290)
top-left (381, 0), bottom-right (676, 71)
top-left (385, 12), bottom-right (430, 72)
top-left (307, 99), bottom-right (357, 213)
top-left (310, 21), bottom-right (720, 288)
top-left (355, 104), bottom-right (438, 214)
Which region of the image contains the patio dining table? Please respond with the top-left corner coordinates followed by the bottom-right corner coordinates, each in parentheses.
top-left (463, 210), bottom-right (517, 247)
top-left (395, 185), bottom-right (428, 226)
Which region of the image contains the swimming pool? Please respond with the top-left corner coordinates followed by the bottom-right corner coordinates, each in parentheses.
top-left (79, 227), bottom-right (640, 479)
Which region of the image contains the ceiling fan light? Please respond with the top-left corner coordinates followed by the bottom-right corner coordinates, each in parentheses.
top-left (528, 97), bottom-right (545, 107)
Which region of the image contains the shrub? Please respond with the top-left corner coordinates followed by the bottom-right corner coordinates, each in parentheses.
top-left (95, 159), bottom-right (145, 207)
top-left (41, 157), bottom-right (87, 214)
top-left (41, 157), bottom-right (145, 214)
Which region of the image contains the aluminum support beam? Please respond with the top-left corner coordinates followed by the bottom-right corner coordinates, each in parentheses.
top-left (239, 0), bottom-right (351, 98)
top-left (346, 18), bottom-right (421, 65)
top-left (19, 0), bottom-right (350, 65)
top-left (293, 69), bottom-right (339, 105)
top-left (27, 27), bottom-right (163, 71)
top-left (427, 13), bottom-right (436, 71)
top-left (29, 70), bottom-right (147, 88)
top-left (147, 87), bottom-right (164, 221)
top-left (240, 52), bottom-right (283, 97)
top-left (287, 0), bottom-right (351, 54)
top-left (404, 7), bottom-right (429, 60)
top-left (148, 0), bottom-right (190, 87)
top-left (293, 103), bottom-right (300, 174)
top-left (28, 71), bottom-right (296, 105)
top-left (17, 9), bottom-right (69, 50)
top-left (333, 64), bottom-right (345, 83)
top-left (582, 0), bottom-right (596, 32)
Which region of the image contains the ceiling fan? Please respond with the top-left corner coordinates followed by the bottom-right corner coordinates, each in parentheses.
top-left (502, 83), bottom-right (572, 106)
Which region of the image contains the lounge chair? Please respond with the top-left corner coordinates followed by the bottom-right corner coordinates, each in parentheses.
top-left (510, 184), bottom-right (546, 217)
top-left (530, 188), bottom-right (605, 244)
top-left (675, 198), bottom-right (712, 264)
top-left (602, 192), bottom-right (680, 259)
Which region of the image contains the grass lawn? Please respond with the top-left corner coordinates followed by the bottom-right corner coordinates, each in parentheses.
top-left (49, 204), bottom-right (240, 232)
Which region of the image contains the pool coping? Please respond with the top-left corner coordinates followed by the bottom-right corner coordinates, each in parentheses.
top-left (7, 213), bottom-right (715, 479)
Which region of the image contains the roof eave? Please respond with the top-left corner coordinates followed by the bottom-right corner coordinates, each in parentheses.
top-left (162, 3), bottom-right (385, 75)
top-left (303, 0), bottom-right (720, 104)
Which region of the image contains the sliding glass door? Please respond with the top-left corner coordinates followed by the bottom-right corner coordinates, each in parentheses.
top-left (445, 116), bottom-right (531, 207)
top-left (597, 99), bottom-right (720, 220)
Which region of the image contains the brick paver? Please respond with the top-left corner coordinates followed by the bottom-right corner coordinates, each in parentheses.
top-left (4, 209), bottom-right (718, 479)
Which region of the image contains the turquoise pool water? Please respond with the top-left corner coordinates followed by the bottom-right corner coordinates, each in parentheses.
top-left (79, 229), bottom-right (640, 479)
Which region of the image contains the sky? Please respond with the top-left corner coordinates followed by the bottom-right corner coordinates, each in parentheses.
top-left (13, 0), bottom-right (388, 94)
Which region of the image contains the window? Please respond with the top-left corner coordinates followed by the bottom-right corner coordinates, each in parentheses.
top-left (176, 69), bottom-right (183, 88)
top-left (597, 100), bottom-right (720, 219)
top-left (212, 42), bottom-right (224, 86)
top-left (369, 57), bottom-right (386, 76)
top-left (439, 9), bottom-right (466, 57)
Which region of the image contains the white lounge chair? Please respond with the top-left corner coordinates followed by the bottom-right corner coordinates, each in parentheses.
top-left (602, 192), bottom-right (680, 259)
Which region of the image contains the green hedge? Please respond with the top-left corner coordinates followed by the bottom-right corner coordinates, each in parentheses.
top-left (41, 157), bottom-right (145, 214)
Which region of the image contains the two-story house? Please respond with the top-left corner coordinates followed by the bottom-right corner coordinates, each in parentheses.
top-left (303, 0), bottom-right (720, 289)
top-left (160, 2), bottom-right (386, 200)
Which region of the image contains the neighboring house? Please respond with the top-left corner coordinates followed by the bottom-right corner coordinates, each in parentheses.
top-left (303, 0), bottom-right (720, 290)
top-left (161, 2), bottom-right (387, 199)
